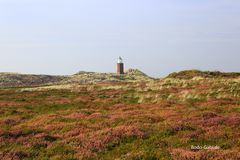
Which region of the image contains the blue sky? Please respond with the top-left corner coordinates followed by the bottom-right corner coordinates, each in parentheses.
top-left (0, 0), bottom-right (240, 77)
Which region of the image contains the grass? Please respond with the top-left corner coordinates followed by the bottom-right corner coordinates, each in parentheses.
top-left (0, 74), bottom-right (240, 159)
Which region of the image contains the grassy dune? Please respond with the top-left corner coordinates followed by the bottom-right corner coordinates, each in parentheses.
top-left (0, 71), bottom-right (240, 159)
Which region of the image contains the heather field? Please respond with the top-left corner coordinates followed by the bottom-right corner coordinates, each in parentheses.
top-left (0, 73), bottom-right (240, 159)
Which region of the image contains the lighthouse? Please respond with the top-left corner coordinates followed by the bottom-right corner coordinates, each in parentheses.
top-left (117, 57), bottom-right (124, 74)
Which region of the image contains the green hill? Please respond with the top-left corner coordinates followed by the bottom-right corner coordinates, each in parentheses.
top-left (167, 70), bottom-right (240, 79)
top-left (0, 73), bottom-right (66, 88)
top-left (0, 69), bottom-right (153, 88)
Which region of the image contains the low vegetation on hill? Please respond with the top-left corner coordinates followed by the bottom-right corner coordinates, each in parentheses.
top-left (0, 70), bottom-right (239, 159)
top-left (167, 70), bottom-right (240, 79)
top-left (67, 69), bottom-right (153, 84)
top-left (0, 69), bottom-right (153, 88)
top-left (0, 73), bottom-right (66, 88)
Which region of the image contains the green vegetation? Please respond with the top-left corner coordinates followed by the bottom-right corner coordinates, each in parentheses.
top-left (0, 70), bottom-right (240, 159)
top-left (167, 70), bottom-right (240, 79)
top-left (0, 69), bottom-right (153, 88)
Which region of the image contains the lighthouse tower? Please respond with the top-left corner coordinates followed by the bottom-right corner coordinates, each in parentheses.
top-left (117, 57), bottom-right (124, 74)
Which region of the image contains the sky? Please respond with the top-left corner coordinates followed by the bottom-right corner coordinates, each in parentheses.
top-left (0, 0), bottom-right (240, 77)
